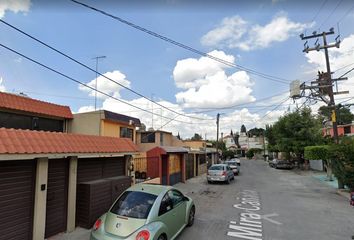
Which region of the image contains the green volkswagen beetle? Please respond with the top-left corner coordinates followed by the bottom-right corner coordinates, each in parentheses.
top-left (90, 183), bottom-right (195, 240)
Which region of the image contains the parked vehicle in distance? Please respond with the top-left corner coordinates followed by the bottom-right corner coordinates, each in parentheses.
top-left (269, 159), bottom-right (279, 168)
top-left (90, 184), bottom-right (195, 240)
top-left (234, 158), bottom-right (241, 166)
top-left (207, 164), bottom-right (234, 184)
top-left (225, 160), bottom-right (240, 175)
top-left (275, 160), bottom-right (294, 169)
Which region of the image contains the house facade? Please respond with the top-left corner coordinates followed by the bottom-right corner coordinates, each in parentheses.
top-left (0, 91), bottom-right (72, 132)
top-left (69, 110), bottom-right (141, 143)
top-left (0, 93), bottom-right (138, 240)
top-left (323, 122), bottom-right (354, 137)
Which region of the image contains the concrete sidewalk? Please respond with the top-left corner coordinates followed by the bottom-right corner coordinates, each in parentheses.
top-left (47, 227), bottom-right (90, 240)
top-left (311, 172), bottom-right (351, 201)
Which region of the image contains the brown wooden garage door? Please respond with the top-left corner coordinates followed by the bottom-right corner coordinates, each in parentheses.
top-left (0, 160), bottom-right (36, 240)
top-left (45, 159), bottom-right (69, 238)
top-left (186, 154), bottom-right (194, 180)
top-left (76, 157), bottom-right (126, 227)
top-left (77, 157), bottom-right (125, 183)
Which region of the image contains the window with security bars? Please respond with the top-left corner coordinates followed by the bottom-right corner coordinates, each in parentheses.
top-left (120, 127), bottom-right (133, 141)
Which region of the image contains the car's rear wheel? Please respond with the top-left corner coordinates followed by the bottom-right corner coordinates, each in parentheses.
top-left (187, 206), bottom-right (195, 227)
top-left (207, 180), bottom-right (212, 184)
top-left (157, 234), bottom-right (167, 240)
top-left (226, 177), bottom-right (231, 184)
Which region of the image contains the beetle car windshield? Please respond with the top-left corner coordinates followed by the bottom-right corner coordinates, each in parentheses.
top-left (110, 191), bottom-right (157, 219)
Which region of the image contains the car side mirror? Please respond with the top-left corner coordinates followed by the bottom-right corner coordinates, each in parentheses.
top-left (183, 196), bottom-right (189, 202)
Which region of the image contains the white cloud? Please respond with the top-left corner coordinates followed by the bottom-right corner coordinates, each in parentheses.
top-left (77, 105), bottom-right (96, 113)
top-left (79, 70), bottom-right (131, 99)
top-left (0, 77), bottom-right (6, 92)
top-left (201, 13), bottom-right (312, 51)
top-left (173, 50), bottom-right (255, 108)
top-left (0, 0), bottom-right (31, 19)
top-left (75, 92), bottom-right (292, 140)
top-left (201, 16), bottom-right (247, 48)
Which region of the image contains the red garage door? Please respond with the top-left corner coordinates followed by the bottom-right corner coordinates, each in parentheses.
top-left (0, 160), bottom-right (36, 240)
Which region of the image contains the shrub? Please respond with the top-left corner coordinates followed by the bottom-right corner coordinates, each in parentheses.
top-left (304, 145), bottom-right (330, 160)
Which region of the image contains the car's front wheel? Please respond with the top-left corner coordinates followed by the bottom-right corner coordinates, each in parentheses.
top-left (157, 234), bottom-right (167, 240)
top-left (187, 206), bottom-right (195, 227)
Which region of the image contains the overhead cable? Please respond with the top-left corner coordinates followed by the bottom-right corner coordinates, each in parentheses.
top-left (70, 0), bottom-right (292, 85)
top-left (0, 42), bottom-right (209, 125)
top-left (0, 19), bottom-right (212, 121)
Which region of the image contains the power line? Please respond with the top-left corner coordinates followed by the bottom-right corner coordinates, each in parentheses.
top-left (311, 0), bottom-right (328, 24)
top-left (338, 66), bottom-right (354, 78)
top-left (246, 97), bottom-right (290, 129)
top-left (70, 0), bottom-right (292, 85)
top-left (0, 19), bottom-right (212, 121)
top-left (191, 90), bottom-right (289, 113)
top-left (337, 1), bottom-right (354, 23)
top-left (334, 62), bottom-right (354, 73)
top-left (0, 42), bottom-right (209, 125)
top-left (319, 0), bottom-right (344, 29)
top-left (260, 97), bottom-right (290, 120)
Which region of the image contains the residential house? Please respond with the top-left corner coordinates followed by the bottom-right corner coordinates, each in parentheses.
top-left (146, 146), bottom-right (188, 185)
top-left (183, 140), bottom-right (211, 179)
top-left (0, 93), bottom-right (138, 240)
top-left (69, 110), bottom-right (141, 143)
top-left (323, 122), bottom-right (354, 137)
top-left (223, 134), bottom-right (237, 150)
top-left (136, 130), bottom-right (188, 185)
top-left (0, 91), bottom-right (72, 132)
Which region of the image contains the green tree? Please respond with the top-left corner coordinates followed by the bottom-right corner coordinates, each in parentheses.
top-left (329, 138), bottom-right (354, 191)
top-left (305, 138), bottom-right (354, 190)
top-left (265, 125), bottom-right (278, 153)
top-left (271, 108), bottom-right (323, 160)
top-left (191, 133), bottom-right (203, 141)
top-left (210, 140), bottom-right (226, 152)
top-left (318, 104), bottom-right (354, 125)
top-left (248, 127), bottom-right (265, 137)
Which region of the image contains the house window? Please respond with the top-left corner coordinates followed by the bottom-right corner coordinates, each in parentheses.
top-left (344, 126), bottom-right (351, 135)
top-left (141, 132), bottom-right (155, 143)
top-left (120, 127), bottom-right (133, 140)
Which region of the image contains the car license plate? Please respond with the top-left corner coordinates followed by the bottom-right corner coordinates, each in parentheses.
top-left (211, 177), bottom-right (218, 181)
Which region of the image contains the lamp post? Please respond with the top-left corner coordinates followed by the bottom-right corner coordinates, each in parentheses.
top-left (92, 56), bottom-right (106, 110)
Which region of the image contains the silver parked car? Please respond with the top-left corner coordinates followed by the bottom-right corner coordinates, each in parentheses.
top-left (207, 164), bottom-right (234, 184)
top-left (225, 160), bottom-right (240, 175)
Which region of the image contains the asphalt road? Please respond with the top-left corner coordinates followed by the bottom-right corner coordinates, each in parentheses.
top-left (175, 159), bottom-right (354, 240)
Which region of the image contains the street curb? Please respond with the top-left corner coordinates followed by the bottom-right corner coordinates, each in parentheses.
top-left (336, 189), bottom-right (351, 201)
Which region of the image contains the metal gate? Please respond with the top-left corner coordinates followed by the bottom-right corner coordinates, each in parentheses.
top-left (185, 154), bottom-right (194, 180)
top-left (0, 160), bottom-right (36, 240)
top-left (45, 159), bottom-right (69, 238)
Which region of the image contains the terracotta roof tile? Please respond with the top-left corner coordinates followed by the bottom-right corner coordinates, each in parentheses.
top-left (0, 128), bottom-right (138, 155)
top-left (0, 91), bottom-right (73, 119)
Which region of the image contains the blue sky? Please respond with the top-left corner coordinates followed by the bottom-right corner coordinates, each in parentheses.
top-left (1, 0), bottom-right (354, 139)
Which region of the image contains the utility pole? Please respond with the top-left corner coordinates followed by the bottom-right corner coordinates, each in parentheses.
top-left (151, 93), bottom-right (154, 129)
top-left (216, 113), bottom-right (220, 163)
top-left (297, 28), bottom-right (349, 188)
top-left (300, 29), bottom-right (347, 144)
top-left (92, 56), bottom-right (106, 110)
top-left (262, 133), bottom-right (266, 161)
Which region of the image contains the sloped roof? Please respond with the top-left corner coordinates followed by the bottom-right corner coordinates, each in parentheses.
top-left (0, 128), bottom-right (138, 154)
top-left (0, 91), bottom-right (73, 119)
top-left (104, 110), bottom-right (141, 126)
